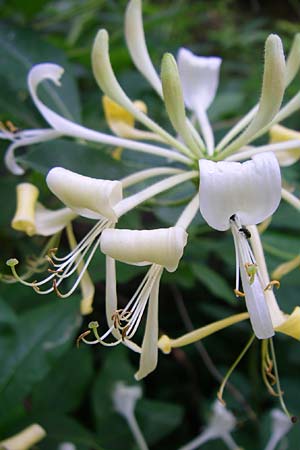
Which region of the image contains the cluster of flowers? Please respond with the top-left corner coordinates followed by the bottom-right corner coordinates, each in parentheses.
top-left (2, 0), bottom-right (300, 403)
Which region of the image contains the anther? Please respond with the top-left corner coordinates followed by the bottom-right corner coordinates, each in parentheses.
top-left (264, 280), bottom-right (280, 291)
top-left (239, 226), bottom-right (251, 239)
top-left (53, 279), bottom-right (63, 298)
top-left (76, 330), bottom-right (91, 348)
top-left (234, 289), bottom-right (245, 297)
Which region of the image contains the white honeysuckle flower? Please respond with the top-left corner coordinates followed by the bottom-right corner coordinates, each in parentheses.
top-left (8, 181), bottom-right (94, 315)
top-left (82, 227), bottom-right (188, 379)
top-left (264, 409), bottom-right (293, 450)
top-left (113, 382), bottom-right (148, 450)
top-left (46, 167), bottom-right (122, 222)
top-left (199, 152), bottom-right (282, 339)
top-left (178, 401), bottom-right (241, 450)
top-left (0, 424), bottom-right (46, 450)
top-left (177, 47), bottom-right (221, 156)
top-left (8, 168), bottom-right (121, 302)
top-left (11, 181), bottom-right (76, 237)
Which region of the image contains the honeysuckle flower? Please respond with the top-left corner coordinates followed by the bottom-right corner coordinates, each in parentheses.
top-left (11, 182), bottom-right (76, 237)
top-left (96, 226), bottom-right (187, 380)
top-left (0, 424), bottom-right (46, 450)
top-left (178, 401), bottom-right (241, 450)
top-left (113, 382), bottom-right (148, 450)
top-left (199, 152), bottom-right (281, 339)
top-left (8, 181), bottom-right (96, 314)
top-left (264, 409), bottom-right (293, 450)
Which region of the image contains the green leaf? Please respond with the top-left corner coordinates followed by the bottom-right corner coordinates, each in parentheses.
top-left (0, 23), bottom-right (81, 126)
top-left (18, 139), bottom-right (133, 179)
top-left (136, 398), bottom-right (183, 445)
top-left (31, 347), bottom-right (93, 414)
top-left (0, 297), bottom-right (82, 430)
top-left (191, 263), bottom-right (235, 304)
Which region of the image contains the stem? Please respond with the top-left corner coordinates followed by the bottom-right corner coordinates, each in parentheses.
top-left (127, 413), bottom-right (149, 450)
top-left (217, 334), bottom-right (255, 404)
top-left (269, 338), bottom-right (291, 418)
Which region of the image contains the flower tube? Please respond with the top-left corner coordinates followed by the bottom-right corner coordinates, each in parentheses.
top-left (199, 152), bottom-right (281, 339)
top-left (80, 226), bottom-right (188, 379)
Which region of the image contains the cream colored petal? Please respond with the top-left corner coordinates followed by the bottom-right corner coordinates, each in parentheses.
top-left (275, 307), bottom-right (300, 340)
top-left (35, 203), bottom-right (76, 236)
top-left (66, 224), bottom-right (95, 315)
top-left (135, 270), bottom-right (162, 380)
top-left (269, 124), bottom-right (300, 166)
top-left (100, 227), bottom-right (187, 272)
top-left (125, 0), bottom-right (162, 96)
top-left (199, 152), bottom-right (281, 231)
top-left (11, 183), bottom-right (39, 236)
top-left (46, 167), bottom-right (122, 222)
top-left (220, 34), bottom-right (286, 157)
top-left (177, 47), bottom-right (221, 111)
top-left (0, 424), bottom-right (46, 450)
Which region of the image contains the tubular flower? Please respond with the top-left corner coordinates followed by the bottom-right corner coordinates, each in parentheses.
top-left (7, 168), bottom-right (121, 304)
top-left (0, 424), bottom-right (46, 450)
top-left (199, 152), bottom-right (281, 339)
top-left (8, 182), bottom-right (96, 315)
top-left (178, 401), bottom-right (241, 450)
top-left (264, 409), bottom-right (293, 450)
top-left (81, 226), bottom-right (187, 380)
top-left (269, 124), bottom-right (300, 166)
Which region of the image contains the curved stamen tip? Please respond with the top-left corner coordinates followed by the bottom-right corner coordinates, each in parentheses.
top-left (76, 330), bottom-right (91, 348)
top-left (234, 289), bottom-right (245, 298)
top-left (53, 278), bottom-right (63, 298)
top-left (88, 321), bottom-right (99, 330)
top-left (6, 258), bottom-right (19, 267)
top-left (217, 391), bottom-right (226, 406)
top-left (264, 280), bottom-right (280, 291)
top-left (32, 281), bottom-right (40, 292)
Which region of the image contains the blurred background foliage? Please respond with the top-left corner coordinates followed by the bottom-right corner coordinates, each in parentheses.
top-left (0, 0), bottom-right (299, 448)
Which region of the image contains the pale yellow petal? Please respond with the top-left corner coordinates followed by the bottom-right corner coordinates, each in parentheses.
top-left (275, 306), bottom-right (300, 340)
top-left (269, 124), bottom-right (300, 166)
top-left (11, 183), bottom-right (39, 236)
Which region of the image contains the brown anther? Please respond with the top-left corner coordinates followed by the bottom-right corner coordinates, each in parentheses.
top-left (6, 120), bottom-right (19, 133)
top-left (234, 289), bottom-right (245, 297)
top-left (32, 281), bottom-right (40, 292)
top-left (47, 248), bottom-right (58, 258)
top-left (121, 325), bottom-right (129, 341)
top-left (264, 280), bottom-right (280, 291)
top-left (53, 279), bottom-right (63, 298)
top-left (217, 392), bottom-right (226, 406)
top-left (47, 268), bottom-right (63, 274)
top-left (76, 330), bottom-right (91, 348)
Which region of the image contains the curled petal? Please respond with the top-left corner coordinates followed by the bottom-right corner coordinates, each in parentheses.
top-left (135, 271), bottom-right (161, 380)
top-left (100, 227), bottom-right (187, 272)
top-left (199, 152), bottom-right (281, 231)
top-left (177, 47), bottom-right (221, 111)
top-left (46, 167), bottom-right (122, 222)
top-left (35, 203), bottom-right (76, 236)
top-left (125, 0), bottom-right (162, 96)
